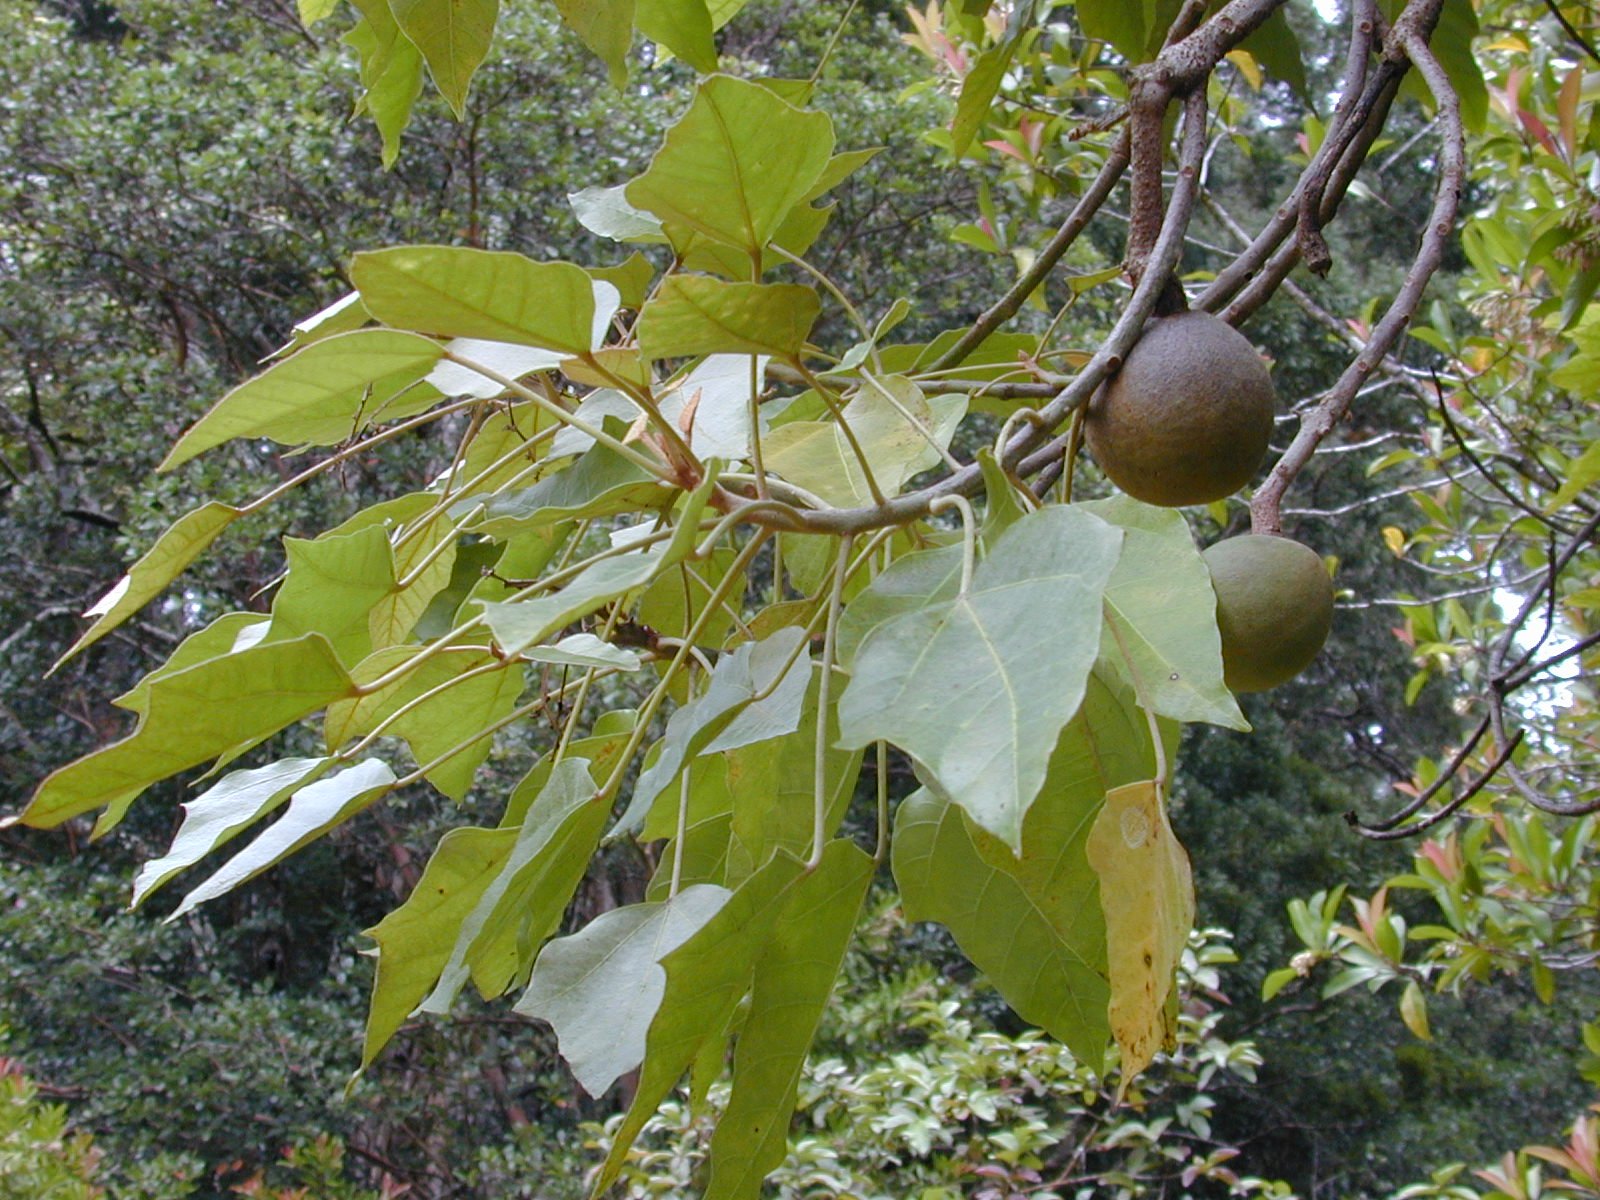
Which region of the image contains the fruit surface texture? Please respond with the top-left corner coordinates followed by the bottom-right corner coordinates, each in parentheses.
top-left (1203, 534), bottom-right (1333, 693)
top-left (1085, 310), bottom-right (1276, 507)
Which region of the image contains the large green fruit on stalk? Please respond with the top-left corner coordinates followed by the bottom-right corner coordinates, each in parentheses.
top-left (1084, 310), bottom-right (1276, 507)
top-left (1203, 534), bottom-right (1333, 693)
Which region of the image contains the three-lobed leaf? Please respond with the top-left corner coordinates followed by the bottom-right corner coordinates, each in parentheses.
top-left (838, 505), bottom-right (1123, 848)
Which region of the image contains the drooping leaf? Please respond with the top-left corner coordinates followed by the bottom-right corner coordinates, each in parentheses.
top-left (19, 634), bottom-right (354, 834)
top-left (569, 184), bottom-right (667, 242)
top-left (658, 354), bottom-right (769, 460)
top-left (344, 1), bottom-right (426, 166)
top-left (466, 440), bottom-right (672, 538)
top-left (352, 247), bottom-right (616, 355)
top-left (636, 277), bottom-right (821, 360)
top-left (838, 505), bottom-right (1122, 848)
top-left (523, 633), bottom-right (644, 671)
top-left (169, 759), bottom-right (398, 920)
top-left (705, 840), bottom-right (871, 1199)
top-left (587, 254), bottom-right (657, 310)
top-left (388, 0), bottom-right (498, 118)
top-left (722, 676), bottom-right (860, 885)
top-left (501, 711), bottom-right (636, 828)
top-left (763, 379), bottom-right (965, 507)
top-left (626, 75), bottom-right (834, 257)
top-left (835, 542), bottom-right (963, 667)
top-left (54, 502), bottom-right (245, 668)
top-left (635, 0), bottom-right (717, 73)
top-left (518, 885), bottom-right (731, 1097)
top-left (267, 525), bottom-right (398, 667)
top-left (892, 669), bottom-right (1162, 1068)
top-left (131, 757), bottom-right (333, 907)
top-left (554, 0), bottom-right (635, 84)
top-left (362, 825), bottom-right (518, 1069)
top-left (478, 545), bottom-right (673, 656)
top-left (159, 330), bottom-right (443, 472)
top-left (594, 851), bottom-right (809, 1194)
top-left (371, 513), bottom-right (457, 650)
top-left (422, 759), bottom-right (610, 1011)
top-left (477, 468), bottom-right (714, 658)
top-left (325, 647), bottom-right (525, 801)
top-left (113, 614), bottom-right (268, 714)
top-left (1080, 496), bottom-right (1248, 730)
top-left (1084, 779), bottom-right (1195, 1088)
top-left (616, 627), bottom-right (812, 836)
top-left (282, 290), bottom-right (370, 352)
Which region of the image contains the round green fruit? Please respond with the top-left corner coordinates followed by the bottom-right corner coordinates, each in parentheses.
top-left (1202, 534), bottom-right (1333, 693)
top-left (1084, 310), bottom-right (1276, 507)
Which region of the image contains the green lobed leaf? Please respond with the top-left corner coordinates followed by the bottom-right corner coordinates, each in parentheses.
top-left (704, 840), bottom-right (872, 1200)
top-left (158, 329), bottom-right (444, 471)
top-left (594, 851), bottom-right (809, 1195)
top-left (569, 183), bottom-right (667, 242)
top-left (422, 759), bottom-right (610, 1011)
top-left (169, 759), bottom-right (397, 920)
top-left (635, 0), bottom-right (717, 73)
top-left (723, 675), bottom-right (860, 885)
top-left (762, 379), bottom-right (965, 507)
top-left (352, 246), bottom-right (613, 355)
top-left (464, 440), bottom-right (672, 538)
top-left (326, 647), bottom-right (525, 801)
top-left (361, 825), bottom-right (518, 1070)
top-left (344, 2), bottom-right (426, 167)
top-left (281, 290), bottom-right (370, 353)
top-left (892, 668), bottom-right (1162, 1069)
top-left (501, 711), bottom-right (637, 829)
top-left (371, 512), bottom-right (457, 650)
top-left (266, 525), bottom-right (398, 667)
top-left (18, 634), bottom-right (355, 835)
top-left (478, 467), bottom-right (716, 658)
top-left (626, 75), bottom-right (834, 257)
top-left (835, 542), bottom-right (963, 668)
top-left (636, 277), bottom-right (821, 360)
top-left (838, 505), bottom-right (1123, 849)
top-left (54, 502), bottom-right (244, 669)
top-left (478, 546), bottom-right (672, 657)
top-left (113, 614), bottom-right (268, 715)
top-left (554, 0), bottom-right (635, 84)
top-left (1080, 496), bottom-right (1248, 730)
top-left (388, 0), bottom-right (498, 118)
top-left (130, 757), bottom-right (333, 908)
top-left (518, 885), bottom-right (732, 1097)
top-left (616, 627), bottom-right (813, 837)
top-left (524, 633), bottom-right (644, 671)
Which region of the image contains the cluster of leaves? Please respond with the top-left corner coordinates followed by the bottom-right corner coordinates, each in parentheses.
top-left (19, 0), bottom-right (1600, 1195)
top-left (12, 4), bottom-right (1283, 1187)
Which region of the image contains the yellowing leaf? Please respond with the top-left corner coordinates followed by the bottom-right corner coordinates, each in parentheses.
top-left (1383, 526), bottom-right (1407, 556)
top-left (1399, 979), bottom-right (1432, 1040)
top-left (1084, 779), bottom-right (1195, 1091)
top-left (1226, 49), bottom-right (1263, 90)
top-left (54, 502), bottom-right (244, 669)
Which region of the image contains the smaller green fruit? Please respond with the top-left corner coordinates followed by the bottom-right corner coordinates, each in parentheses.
top-left (1202, 534), bottom-right (1333, 693)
